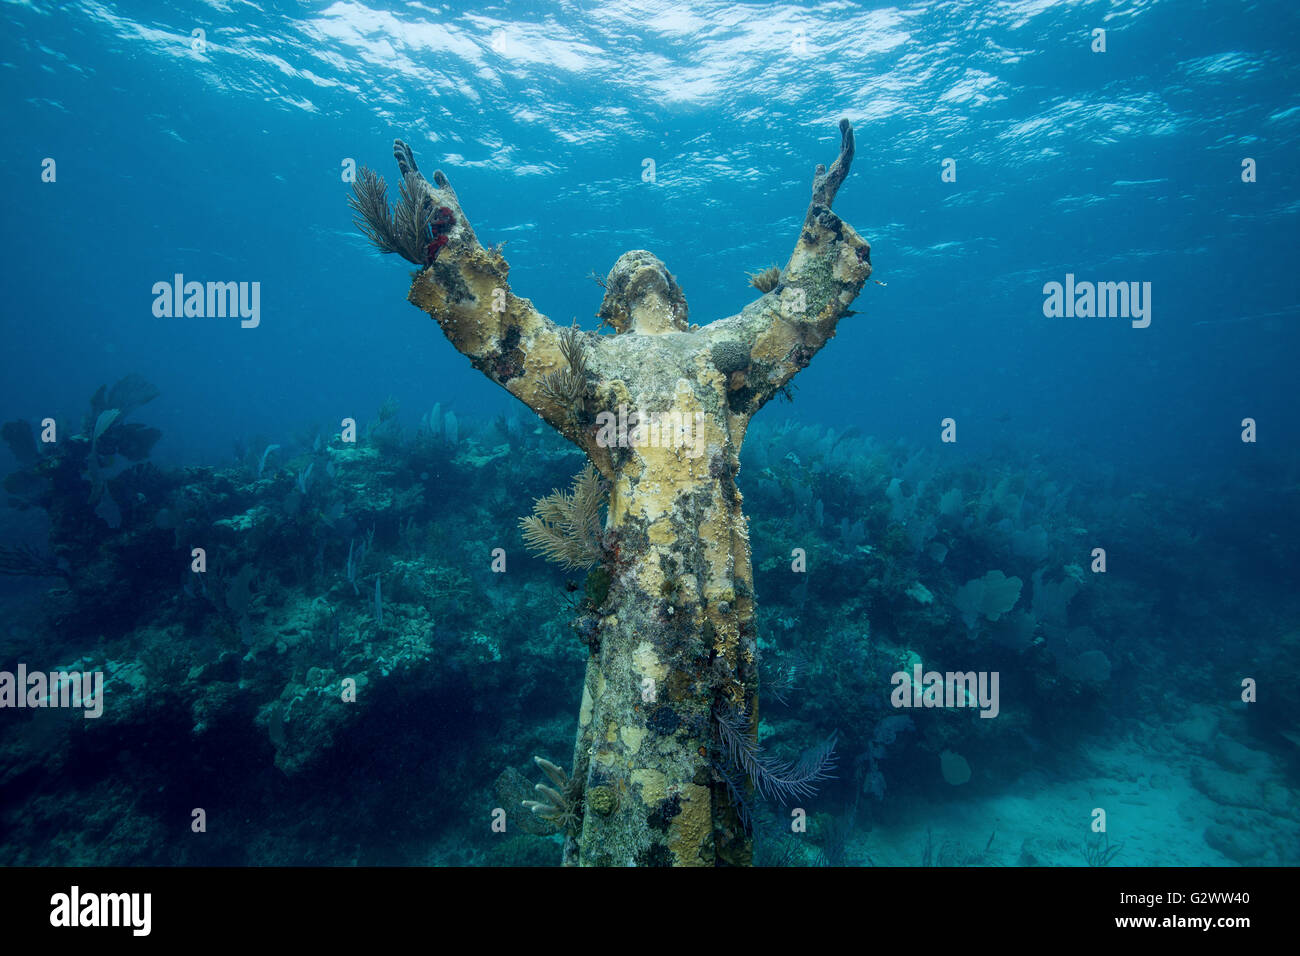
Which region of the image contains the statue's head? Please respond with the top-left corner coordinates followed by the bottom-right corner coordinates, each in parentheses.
top-left (597, 250), bottom-right (689, 334)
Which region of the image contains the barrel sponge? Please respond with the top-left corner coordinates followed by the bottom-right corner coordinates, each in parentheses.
top-left (953, 569), bottom-right (1023, 630)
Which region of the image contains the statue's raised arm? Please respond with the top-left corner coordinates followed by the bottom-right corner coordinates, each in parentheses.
top-left (349, 141), bottom-right (588, 451)
top-left (702, 118), bottom-right (872, 420)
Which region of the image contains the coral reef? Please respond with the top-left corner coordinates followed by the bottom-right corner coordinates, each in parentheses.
top-left (2, 395), bottom-right (1297, 866)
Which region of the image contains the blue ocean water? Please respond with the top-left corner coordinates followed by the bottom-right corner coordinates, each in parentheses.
top-left (0, 0), bottom-right (1297, 867)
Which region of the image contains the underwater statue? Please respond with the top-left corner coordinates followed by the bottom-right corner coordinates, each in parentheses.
top-left (351, 120), bottom-right (872, 865)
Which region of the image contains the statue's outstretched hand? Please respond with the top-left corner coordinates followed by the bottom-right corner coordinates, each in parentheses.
top-left (810, 118), bottom-right (855, 212)
top-left (394, 139), bottom-right (451, 190)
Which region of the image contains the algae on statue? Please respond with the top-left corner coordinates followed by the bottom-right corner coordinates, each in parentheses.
top-left (350, 120), bottom-right (872, 865)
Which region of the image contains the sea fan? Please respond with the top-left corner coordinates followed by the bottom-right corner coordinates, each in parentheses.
top-left (393, 171), bottom-right (438, 265)
top-left (519, 463), bottom-right (606, 569)
top-left (349, 167), bottom-right (435, 266)
top-left (348, 167), bottom-right (401, 255)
